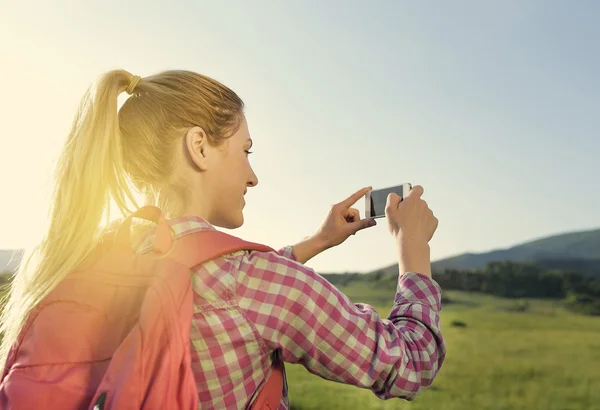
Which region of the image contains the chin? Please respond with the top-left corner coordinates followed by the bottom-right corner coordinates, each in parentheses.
top-left (216, 214), bottom-right (244, 230)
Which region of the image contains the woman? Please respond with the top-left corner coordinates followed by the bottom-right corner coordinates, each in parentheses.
top-left (0, 69), bottom-right (445, 409)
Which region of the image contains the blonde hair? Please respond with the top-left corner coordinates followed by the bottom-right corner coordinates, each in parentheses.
top-left (0, 69), bottom-right (244, 364)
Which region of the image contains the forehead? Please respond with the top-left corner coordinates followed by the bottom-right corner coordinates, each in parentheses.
top-left (230, 116), bottom-right (251, 143)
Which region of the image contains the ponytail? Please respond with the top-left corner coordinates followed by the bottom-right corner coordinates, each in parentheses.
top-left (0, 68), bottom-right (245, 366)
top-left (0, 70), bottom-right (140, 364)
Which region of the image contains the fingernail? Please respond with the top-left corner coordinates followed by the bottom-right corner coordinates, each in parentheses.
top-left (369, 220), bottom-right (377, 226)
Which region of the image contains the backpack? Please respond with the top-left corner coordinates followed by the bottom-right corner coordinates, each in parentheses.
top-left (0, 206), bottom-right (284, 409)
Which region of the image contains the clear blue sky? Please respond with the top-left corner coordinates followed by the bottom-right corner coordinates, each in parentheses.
top-left (1, 0), bottom-right (598, 273)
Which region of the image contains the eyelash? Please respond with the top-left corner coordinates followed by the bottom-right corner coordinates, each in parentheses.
top-left (245, 150), bottom-right (253, 155)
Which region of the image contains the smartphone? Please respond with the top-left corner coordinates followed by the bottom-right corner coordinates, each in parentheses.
top-left (365, 183), bottom-right (412, 219)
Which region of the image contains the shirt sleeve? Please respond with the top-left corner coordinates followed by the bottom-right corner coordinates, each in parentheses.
top-left (275, 246), bottom-right (297, 261)
top-left (235, 249), bottom-right (446, 401)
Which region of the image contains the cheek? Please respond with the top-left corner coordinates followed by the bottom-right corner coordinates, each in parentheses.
top-left (239, 154), bottom-right (251, 175)
top-left (229, 155), bottom-right (249, 189)
top-left (221, 152), bottom-right (249, 192)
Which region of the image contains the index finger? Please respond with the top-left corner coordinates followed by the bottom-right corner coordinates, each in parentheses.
top-left (339, 186), bottom-right (373, 208)
top-left (406, 185), bottom-right (424, 199)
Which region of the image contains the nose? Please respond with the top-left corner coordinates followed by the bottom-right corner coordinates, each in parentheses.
top-left (247, 167), bottom-right (258, 188)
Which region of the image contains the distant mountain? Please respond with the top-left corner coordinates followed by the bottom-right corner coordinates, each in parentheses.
top-left (369, 227), bottom-right (600, 277)
top-left (432, 229), bottom-right (600, 270)
top-left (0, 249), bottom-right (24, 274)
top-left (430, 228), bottom-right (600, 271)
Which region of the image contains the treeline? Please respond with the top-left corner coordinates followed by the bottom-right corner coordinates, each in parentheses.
top-left (3, 259), bottom-right (600, 316)
top-left (322, 260), bottom-right (600, 316)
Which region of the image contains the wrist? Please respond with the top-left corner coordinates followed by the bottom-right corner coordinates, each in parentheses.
top-left (292, 233), bottom-right (330, 265)
top-left (397, 239), bottom-right (432, 277)
top-left (311, 232), bottom-right (331, 252)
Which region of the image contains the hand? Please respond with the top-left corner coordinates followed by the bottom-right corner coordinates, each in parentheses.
top-left (316, 187), bottom-right (377, 249)
top-left (385, 185), bottom-right (438, 242)
top-left (385, 185), bottom-right (438, 276)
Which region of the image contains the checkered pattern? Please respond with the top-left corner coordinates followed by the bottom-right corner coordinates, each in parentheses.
top-left (139, 216), bottom-right (446, 409)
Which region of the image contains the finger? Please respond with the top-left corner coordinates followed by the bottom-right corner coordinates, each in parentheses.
top-left (351, 217), bottom-right (377, 234)
top-left (385, 193), bottom-right (403, 214)
top-left (406, 185), bottom-right (424, 199)
top-left (345, 208), bottom-right (360, 222)
top-left (428, 216), bottom-right (439, 242)
top-left (340, 186), bottom-right (372, 208)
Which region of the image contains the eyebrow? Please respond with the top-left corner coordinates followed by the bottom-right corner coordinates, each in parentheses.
top-left (247, 139), bottom-right (253, 148)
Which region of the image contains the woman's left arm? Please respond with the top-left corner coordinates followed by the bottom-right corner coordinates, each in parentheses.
top-left (290, 234), bottom-right (329, 265)
top-left (289, 187), bottom-right (376, 264)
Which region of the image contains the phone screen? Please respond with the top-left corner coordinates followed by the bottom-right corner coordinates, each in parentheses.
top-left (369, 185), bottom-right (410, 218)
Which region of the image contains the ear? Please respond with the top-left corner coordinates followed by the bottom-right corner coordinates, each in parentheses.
top-left (184, 126), bottom-right (211, 171)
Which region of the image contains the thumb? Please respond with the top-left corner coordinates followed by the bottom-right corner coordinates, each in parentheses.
top-left (385, 193), bottom-right (403, 216)
top-left (350, 218), bottom-right (377, 235)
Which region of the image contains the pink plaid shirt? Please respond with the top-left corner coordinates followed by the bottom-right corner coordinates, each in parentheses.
top-left (140, 216), bottom-right (446, 409)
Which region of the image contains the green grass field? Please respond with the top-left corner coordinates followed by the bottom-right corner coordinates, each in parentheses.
top-left (285, 284), bottom-right (600, 410)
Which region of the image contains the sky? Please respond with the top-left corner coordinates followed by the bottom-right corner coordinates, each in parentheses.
top-left (0, 0), bottom-right (599, 273)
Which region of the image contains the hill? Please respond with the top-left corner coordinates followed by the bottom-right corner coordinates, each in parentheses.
top-left (370, 227), bottom-right (600, 277)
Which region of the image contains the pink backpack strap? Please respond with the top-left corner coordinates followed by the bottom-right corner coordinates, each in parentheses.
top-left (121, 206), bottom-right (285, 410)
top-left (117, 205), bottom-right (275, 260)
top-left (170, 229), bottom-right (275, 266)
top-left (170, 230), bottom-right (284, 410)
top-left (248, 359), bottom-right (284, 410)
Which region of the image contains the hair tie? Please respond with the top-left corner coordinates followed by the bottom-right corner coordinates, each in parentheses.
top-left (126, 75), bottom-right (141, 95)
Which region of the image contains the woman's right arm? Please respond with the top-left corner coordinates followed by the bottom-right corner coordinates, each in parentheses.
top-left (235, 249), bottom-right (446, 401)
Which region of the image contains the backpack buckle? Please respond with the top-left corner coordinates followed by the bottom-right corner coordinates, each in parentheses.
top-left (115, 206), bottom-right (175, 256)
